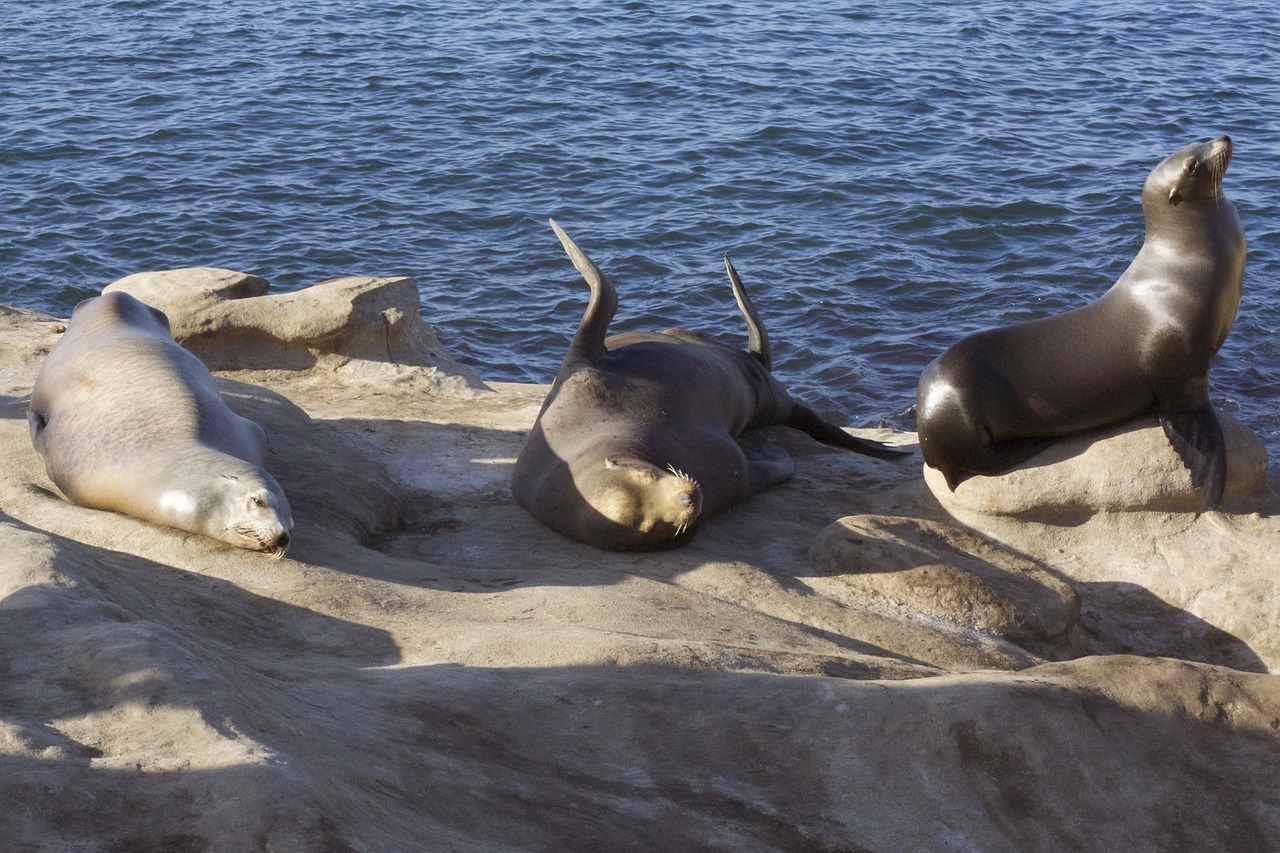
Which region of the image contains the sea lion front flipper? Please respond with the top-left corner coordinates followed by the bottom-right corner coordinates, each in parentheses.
top-left (723, 255), bottom-right (771, 370)
top-left (785, 404), bottom-right (911, 460)
top-left (549, 219), bottom-right (618, 363)
top-left (1161, 402), bottom-right (1227, 508)
top-left (26, 408), bottom-right (47, 449)
top-left (739, 436), bottom-right (797, 495)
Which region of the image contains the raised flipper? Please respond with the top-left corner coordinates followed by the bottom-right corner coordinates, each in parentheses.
top-left (785, 404), bottom-right (911, 460)
top-left (549, 219), bottom-right (618, 364)
top-left (1161, 402), bottom-right (1227, 508)
top-left (723, 255), bottom-right (771, 370)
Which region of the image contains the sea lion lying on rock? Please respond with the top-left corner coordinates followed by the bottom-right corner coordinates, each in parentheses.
top-left (512, 220), bottom-right (906, 551)
top-left (916, 136), bottom-right (1246, 507)
top-left (28, 291), bottom-right (293, 555)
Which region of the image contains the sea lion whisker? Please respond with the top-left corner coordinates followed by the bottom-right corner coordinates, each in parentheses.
top-left (666, 464), bottom-right (699, 491)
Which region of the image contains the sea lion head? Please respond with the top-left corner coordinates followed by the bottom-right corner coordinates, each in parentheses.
top-left (163, 465), bottom-right (294, 557)
top-left (1145, 135), bottom-right (1232, 209)
top-left (575, 458), bottom-right (703, 551)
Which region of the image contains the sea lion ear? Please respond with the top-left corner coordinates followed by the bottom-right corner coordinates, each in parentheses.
top-left (222, 474), bottom-right (240, 482)
top-left (1168, 187), bottom-right (1182, 206)
top-left (604, 458), bottom-right (619, 469)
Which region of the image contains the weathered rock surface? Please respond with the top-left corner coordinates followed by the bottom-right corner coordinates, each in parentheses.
top-left (2, 283), bottom-right (1279, 851)
top-left (811, 514), bottom-right (1081, 652)
top-left (105, 267), bottom-right (488, 393)
top-left (104, 266), bottom-right (270, 316)
top-left (923, 413), bottom-right (1270, 519)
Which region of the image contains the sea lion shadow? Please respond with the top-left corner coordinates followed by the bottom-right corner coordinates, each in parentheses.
top-left (0, 393), bottom-right (30, 420)
top-left (277, 412), bottom-right (535, 578)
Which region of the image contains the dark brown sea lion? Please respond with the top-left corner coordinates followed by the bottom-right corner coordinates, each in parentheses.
top-left (916, 135), bottom-right (1246, 507)
top-left (512, 220), bottom-right (906, 551)
top-left (28, 291), bottom-right (294, 554)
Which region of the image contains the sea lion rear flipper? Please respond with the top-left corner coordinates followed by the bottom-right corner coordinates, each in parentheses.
top-left (723, 255), bottom-right (771, 370)
top-left (786, 404), bottom-right (911, 460)
top-left (1161, 403), bottom-right (1227, 508)
top-left (549, 219), bottom-right (618, 363)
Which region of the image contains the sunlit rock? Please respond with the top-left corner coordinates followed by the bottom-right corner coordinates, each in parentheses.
top-left (106, 268), bottom-right (487, 393)
top-left (922, 414), bottom-right (1270, 519)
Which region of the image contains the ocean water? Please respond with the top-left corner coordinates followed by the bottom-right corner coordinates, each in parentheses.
top-left (3, 0), bottom-right (1279, 454)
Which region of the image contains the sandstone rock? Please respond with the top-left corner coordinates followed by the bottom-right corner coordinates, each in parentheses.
top-left (811, 514), bottom-right (1080, 649)
top-left (3, 301), bottom-right (1279, 851)
top-left (923, 414), bottom-right (1270, 519)
top-left (104, 267), bottom-right (269, 319)
top-left (106, 268), bottom-right (487, 393)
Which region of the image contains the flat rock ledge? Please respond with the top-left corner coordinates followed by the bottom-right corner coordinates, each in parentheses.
top-left (2, 292), bottom-right (1280, 852)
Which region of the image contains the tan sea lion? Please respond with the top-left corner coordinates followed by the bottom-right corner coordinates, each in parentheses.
top-left (28, 291), bottom-right (293, 554)
top-left (512, 220), bottom-right (906, 551)
top-left (915, 135), bottom-right (1246, 508)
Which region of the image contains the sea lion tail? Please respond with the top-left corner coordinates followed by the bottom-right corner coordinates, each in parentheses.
top-left (550, 219), bottom-right (618, 361)
top-left (1161, 403), bottom-right (1228, 509)
top-left (786, 404), bottom-right (911, 460)
top-left (723, 255), bottom-right (771, 370)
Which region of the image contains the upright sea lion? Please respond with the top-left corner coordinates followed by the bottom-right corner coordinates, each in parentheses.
top-left (28, 291), bottom-right (294, 554)
top-left (512, 220), bottom-right (906, 551)
top-left (916, 135), bottom-right (1246, 507)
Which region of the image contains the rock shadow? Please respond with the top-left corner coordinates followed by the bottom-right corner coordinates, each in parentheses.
top-left (1072, 580), bottom-right (1268, 672)
top-left (904, 479), bottom-right (1271, 671)
top-left (3, 649), bottom-right (1279, 851)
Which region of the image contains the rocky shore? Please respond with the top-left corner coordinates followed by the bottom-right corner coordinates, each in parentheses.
top-left (2, 270), bottom-right (1278, 851)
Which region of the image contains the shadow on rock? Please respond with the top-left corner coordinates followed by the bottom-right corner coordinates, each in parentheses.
top-left (3, 641), bottom-right (1279, 851)
top-left (0, 394), bottom-right (29, 421)
top-left (1073, 580), bottom-right (1268, 673)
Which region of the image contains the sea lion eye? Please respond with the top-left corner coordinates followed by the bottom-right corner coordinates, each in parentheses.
top-left (1184, 157), bottom-right (1199, 175)
top-left (251, 495), bottom-right (266, 508)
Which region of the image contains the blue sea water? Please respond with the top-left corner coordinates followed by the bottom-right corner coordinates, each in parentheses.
top-left (3, 0), bottom-right (1279, 453)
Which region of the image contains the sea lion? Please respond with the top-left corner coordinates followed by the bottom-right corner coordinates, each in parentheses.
top-left (512, 220), bottom-right (907, 551)
top-left (916, 135), bottom-right (1245, 507)
top-left (28, 291), bottom-right (294, 554)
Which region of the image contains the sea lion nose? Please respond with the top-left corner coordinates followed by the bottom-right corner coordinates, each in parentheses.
top-left (678, 492), bottom-right (694, 507)
top-left (276, 531), bottom-right (291, 549)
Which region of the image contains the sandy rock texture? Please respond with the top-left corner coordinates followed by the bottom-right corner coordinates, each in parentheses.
top-left (104, 267), bottom-right (486, 393)
top-left (922, 413), bottom-right (1271, 519)
top-left (1, 273), bottom-right (1279, 851)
